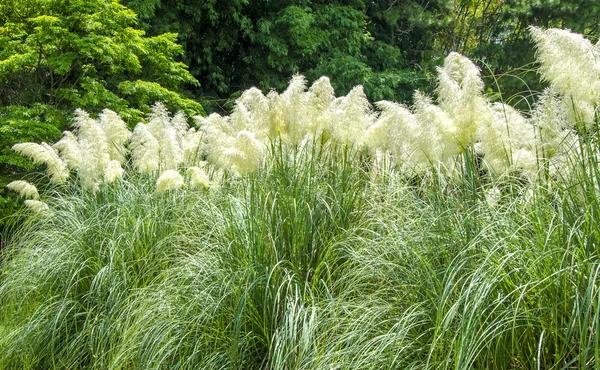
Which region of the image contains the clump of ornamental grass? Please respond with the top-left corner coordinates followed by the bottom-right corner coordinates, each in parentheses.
top-left (113, 138), bottom-right (370, 369)
top-left (329, 167), bottom-right (600, 369)
top-left (0, 173), bottom-right (217, 369)
top-left (2, 25), bottom-right (600, 370)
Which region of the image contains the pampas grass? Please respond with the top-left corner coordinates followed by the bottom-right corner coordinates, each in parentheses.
top-left (1, 26), bottom-right (600, 370)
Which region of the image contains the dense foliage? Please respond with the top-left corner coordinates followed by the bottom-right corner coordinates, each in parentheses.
top-left (0, 0), bottom-right (204, 227)
top-left (122, 0), bottom-right (440, 106)
top-left (123, 0), bottom-right (600, 109)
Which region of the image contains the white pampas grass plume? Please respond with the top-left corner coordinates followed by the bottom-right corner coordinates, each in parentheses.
top-left (268, 75), bottom-right (310, 144)
top-left (330, 85), bottom-right (374, 147)
top-left (367, 100), bottom-right (430, 174)
top-left (438, 53), bottom-right (484, 97)
top-left (12, 142), bottom-right (69, 184)
top-left (307, 77), bottom-right (335, 112)
top-left (436, 52), bottom-right (488, 147)
top-left (532, 89), bottom-right (573, 154)
top-left (146, 103), bottom-right (185, 170)
top-left (187, 166), bottom-right (211, 189)
top-left (366, 101), bottom-right (412, 153)
top-left (99, 109), bottom-right (131, 162)
top-left (6, 180), bottom-right (39, 200)
top-left (104, 160), bottom-right (125, 183)
top-left (529, 27), bottom-right (600, 125)
top-left (53, 131), bottom-right (81, 169)
top-left (477, 102), bottom-right (538, 179)
top-left (199, 113), bottom-right (265, 175)
top-left (364, 103), bottom-right (395, 153)
top-left (181, 128), bottom-right (204, 167)
top-left (234, 130), bottom-right (265, 175)
top-left (131, 122), bottom-right (160, 174)
top-left (24, 199), bottom-right (50, 213)
top-left (231, 87), bottom-right (271, 140)
top-left (198, 113), bottom-right (234, 168)
top-left (218, 131), bottom-right (265, 176)
top-left (130, 104), bottom-right (193, 173)
top-left (413, 91), bottom-right (458, 169)
top-left (155, 169), bottom-right (184, 193)
top-left (171, 111), bottom-right (190, 139)
top-left (73, 109), bottom-right (111, 190)
top-left (306, 76), bottom-right (335, 138)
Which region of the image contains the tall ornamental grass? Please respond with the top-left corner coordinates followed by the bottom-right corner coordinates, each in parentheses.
top-left (1, 26), bottom-right (600, 369)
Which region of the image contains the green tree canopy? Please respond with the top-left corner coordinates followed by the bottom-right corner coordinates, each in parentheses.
top-left (0, 0), bottom-right (204, 226)
top-left (123, 0), bottom-right (436, 107)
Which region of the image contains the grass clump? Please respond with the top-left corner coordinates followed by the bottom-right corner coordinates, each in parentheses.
top-left (1, 26), bottom-right (600, 369)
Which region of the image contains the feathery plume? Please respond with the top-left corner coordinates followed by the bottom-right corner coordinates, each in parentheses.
top-left (99, 109), bottom-right (131, 163)
top-left (231, 87), bottom-right (271, 139)
top-left (413, 91), bottom-right (458, 170)
top-left (367, 100), bottom-right (427, 174)
top-left (436, 52), bottom-right (489, 147)
top-left (155, 169), bottom-right (184, 193)
top-left (6, 180), bottom-right (39, 200)
top-left (187, 166), bottom-right (211, 189)
top-left (53, 131), bottom-right (81, 169)
top-left (199, 111), bottom-right (266, 175)
top-left (104, 160), bottom-right (125, 183)
top-left (271, 75), bottom-right (310, 144)
top-left (171, 111), bottom-right (190, 139)
top-left (130, 122), bottom-right (160, 174)
top-left (529, 27), bottom-right (600, 125)
top-left (477, 102), bottom-right (538, 178)
top-left (330, 85), bottom-right (374, 147)
top-left (12, 142), bottom-right (69, 184)
top-left (147, 103), bottom-right (185, 170)
top-left (73, 110), bottom-right (111, 190)
top-left (24, 199), bottom-right (50, 213)
top-left (305, 76), bottom-right (335, 140)
top-left (181, 128), bottom-right (204, 167)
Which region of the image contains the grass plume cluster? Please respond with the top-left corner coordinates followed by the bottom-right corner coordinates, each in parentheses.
top-left (1, 26), bottom-right (600, 369)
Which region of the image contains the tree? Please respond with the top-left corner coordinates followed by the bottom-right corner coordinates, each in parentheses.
top-left (0, 0), bottom-right (204, 228)
top-left (122, 0), bottom-right (424, 107)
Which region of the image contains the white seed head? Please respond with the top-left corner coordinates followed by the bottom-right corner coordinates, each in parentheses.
top-left (231, 87), bottom-right (270, 138)
top-left (181, 128), bottom-right (204, 167)
top-left (6, 180), bottom-right (39, 200)
top-left (104, 160), bottom-right (125, 183)
top-left (12, 142), bottom-right (69, 184)
top-left (155, 169), bottom-right (184, 193)
top-left (273, 75), bottom-right (310, 144)
top-left (53, 131), bottom-right (81, 169)
top-left (24, 199), bottom-right (50, 213)
top-left (330, 85), bottom-right (374, 147)
top-left (99, 109), bottom-right (131, 163)
top-left (131, 122), bottom-right (160, 174)
top-left (186, 166), bottom-right (211, 189)
top-left (413, 91), bottom-right (458, 170)
top-left (530, 26), bottom-right (600, 125)
top-left (76, 116), bottom-right (111, 190)
top-left (477, 102), bottom-right (538, 178)
top-left (436, 52), bottom-right (487, 147)
top-left (171, 111), bottom-right (190, 138)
